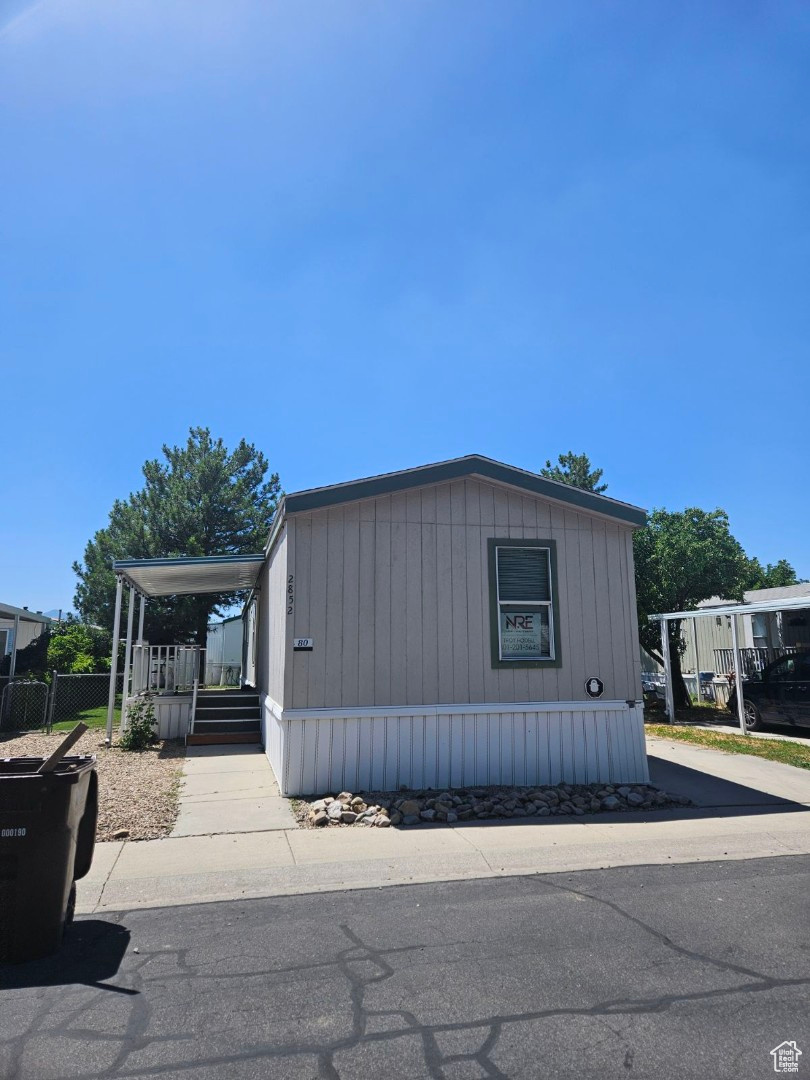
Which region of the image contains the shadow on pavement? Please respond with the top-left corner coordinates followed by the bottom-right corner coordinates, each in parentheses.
top-left (645, 754), bottom-right (810, 816)
top-left (0, 919), bottom-right (135, 994)
top-left (437, 756), bottom-right (810, 833)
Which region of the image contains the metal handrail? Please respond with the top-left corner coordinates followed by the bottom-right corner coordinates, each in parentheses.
top-left (190, 676), bottom-right (199, 734)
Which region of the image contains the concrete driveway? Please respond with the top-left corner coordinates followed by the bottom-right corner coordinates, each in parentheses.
top-left (647, 734), bottom-right (810, 808)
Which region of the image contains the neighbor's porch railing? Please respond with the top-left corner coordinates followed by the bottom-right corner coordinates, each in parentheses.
top-left (130, 645), bottom-right (205, 695)
top-left (713, 645), bottom-right (799, 678)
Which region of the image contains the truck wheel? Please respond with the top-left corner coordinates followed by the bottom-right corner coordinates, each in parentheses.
top-left (743, 700), bottom-right (762, 731)
top-left (66, 883), bottom-right (77, 925)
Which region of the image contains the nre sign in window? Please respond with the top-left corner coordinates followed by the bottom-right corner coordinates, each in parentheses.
top-left (495, 545), bottom-right (554, 661)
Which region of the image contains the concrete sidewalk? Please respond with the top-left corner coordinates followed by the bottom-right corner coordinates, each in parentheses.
top-left (77, 737), bottom-right (810, 915)
top-left (171, 744), bottom-right (296, 836)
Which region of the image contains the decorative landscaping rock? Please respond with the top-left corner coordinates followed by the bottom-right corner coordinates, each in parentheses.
top-left (295, 781), bottom-right (689, 829)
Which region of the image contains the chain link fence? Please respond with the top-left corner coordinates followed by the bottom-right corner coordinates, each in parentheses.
top-left (0, 681), bottom-right (50, 735)
top-left (50, 673), bottom-right (124, 730)
top-left (0, 672), bottom-right (125, 739)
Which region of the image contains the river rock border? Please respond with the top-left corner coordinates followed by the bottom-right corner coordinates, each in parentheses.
top-left (294, 782), bottom-right (691, 828)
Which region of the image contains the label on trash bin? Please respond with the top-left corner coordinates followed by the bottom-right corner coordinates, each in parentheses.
top-left (1, 827), bottom-right (27, 837)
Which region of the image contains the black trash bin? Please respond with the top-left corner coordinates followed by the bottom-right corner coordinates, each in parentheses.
top-left (0, 755), bottom-right (98, 964)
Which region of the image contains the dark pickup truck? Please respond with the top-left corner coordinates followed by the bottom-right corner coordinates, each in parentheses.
top-left (728, 651), bottom-right (810, 731)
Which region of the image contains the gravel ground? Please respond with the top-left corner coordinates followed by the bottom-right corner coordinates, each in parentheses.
top-left (0, 729), bottom-right (185, 841)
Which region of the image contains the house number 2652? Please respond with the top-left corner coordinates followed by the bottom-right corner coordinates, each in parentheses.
top-left (287, 575), bottom-right (294, 615)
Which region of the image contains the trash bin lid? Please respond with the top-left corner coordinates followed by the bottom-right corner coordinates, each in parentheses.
top-left (0, 754), bottom-right (97, 778)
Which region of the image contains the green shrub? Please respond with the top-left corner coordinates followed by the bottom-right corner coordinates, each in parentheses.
top-left (71, 652), bottom-right (96, 674)
top-left (47, 621), bottom-right (112, 674)
top-left (119, 695), bottom-right (157, 751)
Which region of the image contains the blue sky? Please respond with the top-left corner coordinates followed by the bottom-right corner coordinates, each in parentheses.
top-left (2, 1), bottom-right (808, 614)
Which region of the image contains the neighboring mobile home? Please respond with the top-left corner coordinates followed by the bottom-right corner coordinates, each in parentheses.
top-left (205, 614), bottom-right (243, 685)
top-left (0, 603), bottom-right (52, 680)
top-left (247, 455), bottom-right (649, 795)
top-left (645, 583), bottom-right (810, 700)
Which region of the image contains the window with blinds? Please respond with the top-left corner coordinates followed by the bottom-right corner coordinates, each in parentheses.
top-left (494, 544), bottom-right (555, 661)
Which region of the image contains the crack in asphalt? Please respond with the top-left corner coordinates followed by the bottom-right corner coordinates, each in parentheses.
top-left (2, 869), bottom-right (808, 1079)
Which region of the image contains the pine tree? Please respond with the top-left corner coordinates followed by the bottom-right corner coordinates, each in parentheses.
top-left (540, 452), bottom-right (607, 493)
top-left (73, 428), bottom-right (280, 644)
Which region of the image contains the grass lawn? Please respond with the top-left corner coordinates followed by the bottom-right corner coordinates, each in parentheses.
top-left (647, 723), bottom-right (810, 770)
top-left (51, 704), bottom-right (120, 732)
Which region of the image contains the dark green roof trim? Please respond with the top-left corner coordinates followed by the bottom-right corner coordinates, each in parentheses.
top-left (113, 554), bottom-right (265, 571)
top-left (281, 455), bottom-right (646, 526)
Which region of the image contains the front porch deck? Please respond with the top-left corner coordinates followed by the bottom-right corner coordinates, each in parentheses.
top-left (107, 553), bottom-right (265, 745)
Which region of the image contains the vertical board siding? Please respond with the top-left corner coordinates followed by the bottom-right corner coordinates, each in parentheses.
top-left (260, 694), bottom-right (286, 790)
top-left (266, 704), bottom-right (649, 795)
top-left (151, 697), bottom-right (191, 739)
top-left (262, 526), bottom-right (287, 706)
top-left (287, 477), bottom-right (640, 710)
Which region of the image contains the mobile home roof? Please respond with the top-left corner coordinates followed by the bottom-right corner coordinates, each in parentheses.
top-left (265, 454), bottom-right (646, 554)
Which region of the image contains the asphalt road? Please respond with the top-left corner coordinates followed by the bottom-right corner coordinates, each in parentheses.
top-left (2, 857), bottom-right (809, 1079)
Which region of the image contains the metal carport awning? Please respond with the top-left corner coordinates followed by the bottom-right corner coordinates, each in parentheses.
top-left (105, 555), bottom-right (265, 743)
top-left (113, 554), bottom-right (265, 597)
top-left (649, 595), bottom-right (810, 734)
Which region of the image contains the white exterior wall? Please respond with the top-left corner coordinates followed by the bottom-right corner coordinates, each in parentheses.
top-left (257, 476), bottom-right (648, 796)
top-left (264, 699), bottom-right (648, 796)
top-left (126, 694), bottom-right (191, 739)
top-left (0, 618), bottom-right (48, 654)
top-left (256, 525), bottom-right (288, 706)
top-left (206, 619), bottom-right (243, 665)
top-left (205, 618), bottom-right (243, 683)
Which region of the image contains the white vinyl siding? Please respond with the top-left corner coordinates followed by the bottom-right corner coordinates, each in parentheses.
top-left (264, 699), bottom-right (650, 796)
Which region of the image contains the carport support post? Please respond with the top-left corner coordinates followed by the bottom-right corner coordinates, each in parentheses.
top-left (137, 594), bottom-right (145, 642)
top-left (731, 612), bottom-right (748, 735)
top-left (7, 612), bottom-right (20, 682)
top-left (660, 617), bottom-right (675, 722)
top-left (120, 585), bottom-right (136, 732)
top-left (106, 576), bottom-right (124, 746)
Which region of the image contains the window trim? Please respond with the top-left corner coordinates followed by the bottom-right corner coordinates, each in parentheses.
top-left (487, 538), bottom-right (562, 668)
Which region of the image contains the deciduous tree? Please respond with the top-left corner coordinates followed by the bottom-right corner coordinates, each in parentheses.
top-left (634, 508), bottom-right (749, 709)
top-left (743, 557), bottom-right (800, 591)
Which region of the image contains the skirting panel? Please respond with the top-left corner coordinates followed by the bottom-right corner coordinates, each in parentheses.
top-left (127, 695), bottom-right (191, 740)
top-left (261, 699), bottom-right (649, 797)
